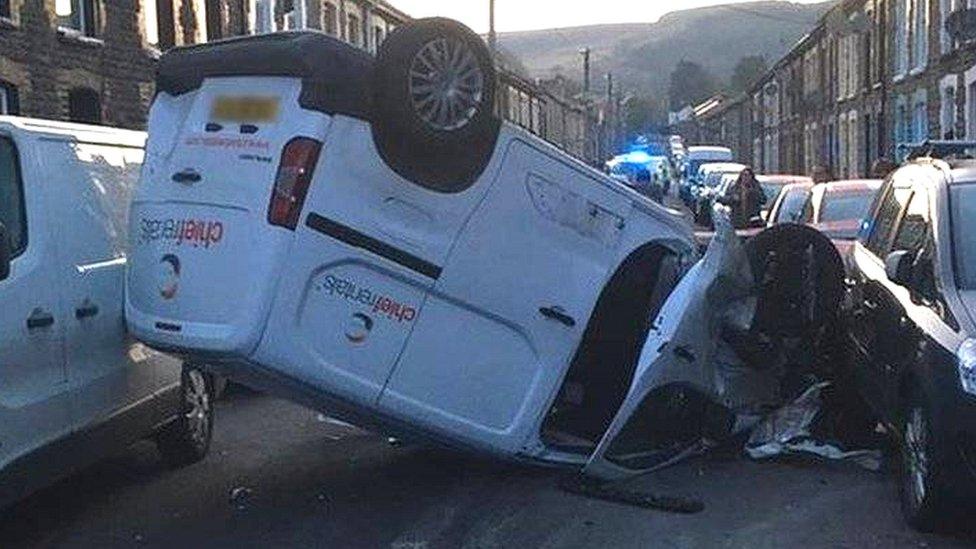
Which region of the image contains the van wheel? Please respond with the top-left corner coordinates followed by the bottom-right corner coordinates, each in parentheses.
top-left (372, 18), bottom-right (500, 190)
top-left (156, 366), bottom-right (214, 467)
top-left (899, 393), bottom-right (949, 532)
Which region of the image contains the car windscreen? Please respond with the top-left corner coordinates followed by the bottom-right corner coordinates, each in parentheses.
top-left (952, 185), bottom-right (976, 289)
top-left (776, 189), bottom-right (811, 223)
top-left (819, 191), bottom-right (874, 223)
top-left (760, 183), bottom-right (783, 202)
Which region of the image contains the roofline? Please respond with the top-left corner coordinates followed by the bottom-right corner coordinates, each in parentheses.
top-left (0, 115), bottom-right (146, 145)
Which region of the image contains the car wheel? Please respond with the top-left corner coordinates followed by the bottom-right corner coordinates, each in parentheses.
top-left (900, 394), bottom-right (950, 532)
top-left (156, 366), bottom-right (214, 467)
top-left (371, 18), bottom-right (500, 190)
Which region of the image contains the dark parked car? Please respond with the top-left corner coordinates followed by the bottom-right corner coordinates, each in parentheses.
top-left (844, 159), bottom-right (976, 531)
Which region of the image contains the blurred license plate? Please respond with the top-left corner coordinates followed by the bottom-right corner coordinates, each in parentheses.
top-left (211, 96), bottom-right (279, 122)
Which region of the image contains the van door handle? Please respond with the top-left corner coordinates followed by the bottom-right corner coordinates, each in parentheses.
top-left (26, 309), bottom-right (54, 330)
top-left (75, 302), bottom-right (99, 319)
top-left (539, 306), bottom-right (576, 328)
top-left (172, 169), bottom-right (202, 184)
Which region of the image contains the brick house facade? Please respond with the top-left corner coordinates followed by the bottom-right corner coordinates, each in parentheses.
top-left (684, 0), bottom-right (976, 179)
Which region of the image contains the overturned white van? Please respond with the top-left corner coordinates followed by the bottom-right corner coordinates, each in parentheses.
top-left (127, 19), bottom-right (844, 479)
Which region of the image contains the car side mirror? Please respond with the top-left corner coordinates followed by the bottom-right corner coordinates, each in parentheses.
top-left (0, 222), bottom-right (11, 282)
top-left (885, 250), bottom-right (913, 287)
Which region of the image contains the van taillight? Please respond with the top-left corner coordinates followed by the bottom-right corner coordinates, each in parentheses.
top-left (268, 137), bottom-right (322, 230)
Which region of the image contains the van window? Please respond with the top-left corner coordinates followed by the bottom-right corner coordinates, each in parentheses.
top-left (70, 142), bottom-right (144, 257)
top-left (0, 137), bottom-right (26, 257)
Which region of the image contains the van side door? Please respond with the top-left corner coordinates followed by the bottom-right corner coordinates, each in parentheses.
top-left (42, 139), bottom-right (161, 429)
top-left (379, 139), bottom-right (629, 454)
top-left (0, 134), bottom-right (69, 469)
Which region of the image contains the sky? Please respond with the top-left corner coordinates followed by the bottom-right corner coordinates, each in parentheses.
top-left (387, 0), bottom-right (829, 34)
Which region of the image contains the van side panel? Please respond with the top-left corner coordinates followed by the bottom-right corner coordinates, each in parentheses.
top-left (252, 117), bottom-right (501, 407)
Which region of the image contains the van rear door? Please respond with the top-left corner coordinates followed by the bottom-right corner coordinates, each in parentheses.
top-left (127, 77), bottom-right (330, 355)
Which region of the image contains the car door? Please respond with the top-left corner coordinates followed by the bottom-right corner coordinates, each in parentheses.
top-left (0, 133), bottom-right (69, 468)
top-left (875, 181), bottom-right (933, 412)
top-left (847, 175), bottom-right (913, 413)
top-left (379, 139), bottom-right (630, 454)
top-left (41, 138), bottom-right (160, 428)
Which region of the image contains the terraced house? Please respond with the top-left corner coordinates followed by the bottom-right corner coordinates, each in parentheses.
top-left (689, 0), bottom-right (976, 179)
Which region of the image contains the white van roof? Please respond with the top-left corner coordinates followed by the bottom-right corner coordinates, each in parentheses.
top-left (687, 145), bottom-right (732, 156)
top-left (0, 116), bottom-right (146, 148)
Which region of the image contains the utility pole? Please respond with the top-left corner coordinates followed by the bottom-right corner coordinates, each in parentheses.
top-left (488, 0), bottom-right (497, 56)
top-left (606, 72), bottom-right (614, 154)
top-left (579, 47), bottom-right (591, 97)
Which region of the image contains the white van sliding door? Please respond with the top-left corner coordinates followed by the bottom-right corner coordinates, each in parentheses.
top-left (380, 139), bottom-right (629, 454)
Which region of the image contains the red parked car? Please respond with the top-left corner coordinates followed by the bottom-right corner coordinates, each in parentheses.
top-left (804, 179), bottom-right (883, 256)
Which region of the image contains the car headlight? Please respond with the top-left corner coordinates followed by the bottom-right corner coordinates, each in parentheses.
top-left (958, 338), bottom-right (976, 396)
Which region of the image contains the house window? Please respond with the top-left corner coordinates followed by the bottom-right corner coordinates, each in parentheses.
top-left (205, 0), bottom-right (223, 40)
top-left (913, 0), bottom-right (929, 71)
top-left (143, 0), bottom-right (159, 46)
top-left (68, 87), bottom-right (101, 124)
top-left (942, 85), bottom-right (957, 139)
top-left (255, 0), bottom-right (274, 33)
top-left (941, 0), bottom-right (955, 54)
top-left (0, 0), bottom-right (10, 19)
top-left (56, 0), bottom-right (100, 37)
top-left (347, 13), bottom-right (361, 46)
top-left (895, 0), bottom-right (908, 76)
top-left (0, 82), bottom-right (18, 115)
top-left (914, 93), bottom-right (929, 142)
top-left (322, 2), bottom-right (337, 35)
top-left (895, 96), bottom-right (910, 160)
top-left (374, 25), bottom-right (384, 49)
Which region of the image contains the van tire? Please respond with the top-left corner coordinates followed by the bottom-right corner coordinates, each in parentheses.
top-left (372, 18), bottom-right (500, 191)
top-left (156, 366), bottom-right (214, 468)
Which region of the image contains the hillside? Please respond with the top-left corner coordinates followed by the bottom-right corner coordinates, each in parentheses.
top-left (496, 1), bottom-right (836, 97)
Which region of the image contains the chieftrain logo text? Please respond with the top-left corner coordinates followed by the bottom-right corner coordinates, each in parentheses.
top-left (318, 275), bottom-right (418, 323)
top-left (139, 217), bottom-right (225, 248)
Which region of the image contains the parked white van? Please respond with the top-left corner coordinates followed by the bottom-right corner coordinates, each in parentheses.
top-left (127, 19), bottom-right (765, 479)
top-left (0, 117), bottom-right (214, 506)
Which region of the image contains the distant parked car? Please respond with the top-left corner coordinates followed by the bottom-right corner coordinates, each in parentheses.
top-left (765, 181), bottom-right (815, 226)
top-left (844, 158), bottom-right (976, 531)
top-left (804, 180), bottom-right (882, 257)
top-left (756, 175), bottom-right (814, 220)
top-left (681, 146), bottom-right (734, 204)
top-left (693, 162), bottom-right (746, 225)
top-left (0, 117), bottom-right (215, 508)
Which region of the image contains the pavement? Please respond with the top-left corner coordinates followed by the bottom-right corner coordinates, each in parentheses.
top-left (2, 389), bottom-right (976, 549)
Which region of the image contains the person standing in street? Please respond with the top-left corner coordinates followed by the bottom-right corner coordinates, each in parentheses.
top-left (723, 167), bottom-right (766, 228)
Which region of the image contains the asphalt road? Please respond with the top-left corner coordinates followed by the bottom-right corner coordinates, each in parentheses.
top-left (2, 390), bottom-right (975, 548)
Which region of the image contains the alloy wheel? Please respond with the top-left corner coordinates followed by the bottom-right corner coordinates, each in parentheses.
top-left (408, 37), bottom-right (486, 131)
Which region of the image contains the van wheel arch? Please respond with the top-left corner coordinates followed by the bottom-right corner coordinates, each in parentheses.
top-left (542, 242), bottom-right (682, 444)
